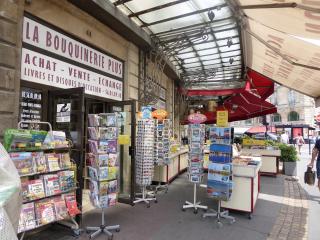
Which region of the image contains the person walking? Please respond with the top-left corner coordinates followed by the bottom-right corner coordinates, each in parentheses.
top-left (308, 138), bottom-right (320, 191)
top-left (295, 133), bottom-right (305, 155)
top-left (280, 131), bottom-right (289, 144)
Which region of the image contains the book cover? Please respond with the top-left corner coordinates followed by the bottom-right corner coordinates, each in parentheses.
top-left (35, 199), bottom-right (56, 225)
top-left (88, 179), bottom-right (99, 194)
top-left (98, 154), bottom-right (109, 167)
top-left (99, 167), bottom-right (109, 181)
top-left (88, 140), bottom-right (99, 154)
top-left (108, 167), bottom-right (118, 180)
top-left (43, 174), bottom-right (61, 196)
top-left (33, 152), bottom-right (47, 173)
top-left (86, 153), bottom-right (96, 167)
top-left (46, 153), bottom-right (60, 172)
top-left (58, 170), bottom-right (75, 192)
top-left (99, 181), bottom-right (108, 196)
top-left (20, 202), bottom-right (36, 231)
top-left (108, 180), bottom-right (117, 194)
top-left (63, 193), bottom-right (81, 217)
top-left (108, 193), bottom-right (117, 207)
top-left (108, 153), bottom-right (117, 167)
top-left (52, 196), bottom-right (68, 220)
top-left (59, 153), bottom-right (72, 169)
top-left (28, 179), bottom-right (45, 200)
top-left (88, 127), bottom-right (99, 140)
top-left (88, 114), bottom-right (100, 127)
top-left (88, 166), bottom-right (98, 181)
top-left (9, 152), bottom-right (35, 175)
top-left (107, 140), bottom-right (117, 153)
top-left (105, 127), bottom-right (118, 140)
top-left (100, 113), bottom-right (117, 127)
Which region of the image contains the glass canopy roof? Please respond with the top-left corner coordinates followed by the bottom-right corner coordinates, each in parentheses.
top-left (109, 0), bottom-right (244, 91)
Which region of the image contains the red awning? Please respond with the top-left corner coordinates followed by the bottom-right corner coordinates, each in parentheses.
top-left (246, 69), bottom-right (274, 100)
top-left (247, 126), bottom-right (276, 133)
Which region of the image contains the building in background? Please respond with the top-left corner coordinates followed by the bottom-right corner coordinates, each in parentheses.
top-left (231, 85), bottom-right (316, 138)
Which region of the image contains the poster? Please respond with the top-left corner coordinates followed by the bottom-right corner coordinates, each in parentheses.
top-left (56, 103), bottom-right (71, 123)
top-left (216, 110), bottom-right (228, 127)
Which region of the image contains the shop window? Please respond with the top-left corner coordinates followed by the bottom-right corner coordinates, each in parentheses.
top-left (271, 113), bottom-right (282, 123)
top-left (245, 119), bottom-right (253, 125)
top-left (288, 111), bottom-right (299, 121)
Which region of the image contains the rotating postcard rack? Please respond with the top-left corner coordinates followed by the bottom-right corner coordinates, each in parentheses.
top-left (86, 114), bottom-right (120, 240)
top-left (203, 127), bottom-right (235, 228)
top-left (4, 121), bottom-right (81, 240)
top-left (134, 119), bottom-right (157, 207)
top-left (154, 119), bottom-right (172, 193)
top-left (182, 124), bottom-right (208, 214)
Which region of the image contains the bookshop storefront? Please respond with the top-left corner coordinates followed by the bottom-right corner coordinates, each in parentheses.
top-left (20, 4), bottom-right (137, 209)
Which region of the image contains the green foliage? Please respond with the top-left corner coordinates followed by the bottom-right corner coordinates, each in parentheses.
top-left (265, 140), bottom-right (278, 146)
top-left (279, 144), bottom-right (298, 162)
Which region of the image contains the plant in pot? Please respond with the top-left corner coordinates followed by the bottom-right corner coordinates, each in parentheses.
top-left (279, 144), bottom-right (299, 176)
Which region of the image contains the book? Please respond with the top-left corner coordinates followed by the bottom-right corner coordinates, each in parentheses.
top-left (99, 167), bottom-right (109, 180)
top-left (108, 180), bottom-right (117, 194)
top-left (35, 199), bottom-right (56, 225)
top-left (88, 166), bottom-right (98, 181)
top-left (52, 196), bottom-right (68, 220)
top-left (33, 152), bottom-right (47, 173)
top-left (42, 174), bottom-right (61, 196)
top-left (104, 127), bottom-right (118, 140)
top-left (59, 153), bottom-right (72, 169)
top-left (58, 170), bottom-right (75, 192)
top-left (28, 179), bottom-right (45, 200)
top-left (98, 154), bottom-right (109, 167)
top-left (99, 181), bottom-right (108, 196)
top-left (9, 152), bottom-right (35, 175)
top-left (46, 153), bottom-right (60, 171)
top-left (21, 179), bottom-right (29, 202)
top-left (88, 179), bottom-right (99, 194)
top-left (107, 140), bottom-right (117, 153)
top-left (19, 202), bottom-right (36, 231)
top-left (88, 140), bottom-right (108, 154)
top-left (108, 153), bottom-right (117, 167)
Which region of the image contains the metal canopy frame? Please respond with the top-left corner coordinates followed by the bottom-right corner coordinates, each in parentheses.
top-left (110, 0), bottom-right (244, 92)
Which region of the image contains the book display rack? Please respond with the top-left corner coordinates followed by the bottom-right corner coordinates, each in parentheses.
top-left (134, 119), bottom-right (157, 207)
top-left (3, 122), bottom-right (81, 240)
top-left (182, 124), bottom-right (207, 214)
top-left (153, 119), bottom-right (172, 193)
top-left (86, 113), bottom-right (120, 240)
top-left (203, 127), bottom-right (235, 227)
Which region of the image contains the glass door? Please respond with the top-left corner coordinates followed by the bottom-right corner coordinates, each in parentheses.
top-left (48, 87), bottom-right (85, 223)
top-left (107, 100), bottom-right (136, 205)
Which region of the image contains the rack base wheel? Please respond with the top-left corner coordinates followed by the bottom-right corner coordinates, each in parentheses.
top-left (217, 221), bottom-right (223, 229)
top-left (248, 213), bottom-right (252, 220)
top-left (72, 229), bottom-right (82, 237)
top-left (194, 209), bottom-right (198, 214)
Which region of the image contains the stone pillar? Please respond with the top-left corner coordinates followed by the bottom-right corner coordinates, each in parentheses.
top-left (0, 0), bottom-right (24, 137)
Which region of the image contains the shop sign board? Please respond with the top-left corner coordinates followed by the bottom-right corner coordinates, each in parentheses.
top-left (152, 109), bottom-right (168, 120)
top-left (216, 110), bottom-right (228, 127)
top-left (242, 138), bottom-right (266, 146)
top-left (56, 103), bottom-right (71, 123)
top-left (21, 48), bottom-right (123, 101)
top-left (23, 16), bottom-right (123, 79)
top-left (188, 113), bottom-right (207, 124)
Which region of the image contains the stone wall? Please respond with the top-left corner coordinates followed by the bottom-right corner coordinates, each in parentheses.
top-left (0, 0), bottom-right (24, 137)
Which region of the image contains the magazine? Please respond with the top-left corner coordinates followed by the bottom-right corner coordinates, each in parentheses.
top-left (35, 199), bottom-right (56, 225)
top-left (108, 180), bottom-right (117, 194)
top-left (28, 179), bottom-right (45, 200)
top-left (42, 174), bottom-right (61, 196)
top-left (88, 166), bottom-right (99, 181)
top-left (107, 140), bottom-right (117, 153)
top-left (52, 196), bottom-right (68, 220)
top-left (21, 179), bottom-right (29, 202)
top-left (100, 113), bottom-right (117, 127)
top-left (9, 152), bottom-right (35, 175)
top-left (33, 152), bottom-right (47, 173)
top-left (46, 153), bottom-right (60, 171)
top-left (88, 127), bottom-right (99, 140)
top-left (99, 181), bottom-right (108, 196)
top-left (108, 153), bottom-right (117, 167)
top-left (59, 153), bottom-right (72, 169)
top-left (99, 167), bottom-right (109, 180)
top-left (63, 193), bottom-right (81, 217)
top-left (88, 114), bottom-right (100, 127)
top-left (59, 170), bottom-right (75, 192)
top-left (88, 179), bottom-right (99, 194)
top-left (108, 167), bottom-right (118, 180)
top-left (108, 193), bottom-right (117, 206)
top-left (19, 202), bottom-right (36, 231)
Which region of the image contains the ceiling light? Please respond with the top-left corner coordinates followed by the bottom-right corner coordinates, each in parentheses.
top-left (208, 10), bottom-right (215, 22)
top-left (227, 37), bottom-right (233, 47)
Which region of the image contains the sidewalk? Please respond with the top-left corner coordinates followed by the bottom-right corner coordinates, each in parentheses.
top-left (296, 145), bottom-right (320, 240)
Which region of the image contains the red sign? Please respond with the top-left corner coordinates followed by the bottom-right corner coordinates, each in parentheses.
top-left (188, 113), bottom-right (207, 124)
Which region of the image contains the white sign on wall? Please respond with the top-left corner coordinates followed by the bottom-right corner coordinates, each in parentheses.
top-left (21, 48), bottom-right (123, 101)
top-left (56, 103), bottom-right (71, 123)
top-left (23, 16), bottom-right (123, 79)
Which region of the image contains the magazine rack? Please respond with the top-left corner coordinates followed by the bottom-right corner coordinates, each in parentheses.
top-left (182, 181), bottom-right (207, 214)
top-left (154, 167), bottom-right (168, 194)
top-left (134, 185), bottom-right (157, 207)
top-left (86, 208), bottom-right (120, 240)
top-left (10, 121), bottom-right (81, 240)
top-left (203, 200), bottom-right (235, 228)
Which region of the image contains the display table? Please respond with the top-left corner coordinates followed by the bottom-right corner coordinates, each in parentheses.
top-left (221, 156), bottom-right (261, 218)
top-left (153, 148), bottom-right (189, 183)
top-left (241, 148), bottom-right (280, 176)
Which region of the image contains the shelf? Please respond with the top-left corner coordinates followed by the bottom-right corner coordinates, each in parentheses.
top-left (20, 167), bottom-right (72, 178)
top-left (23, 187), bottom-right (78, 204)
top-left (8, 146), bottom-right (70, 153)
